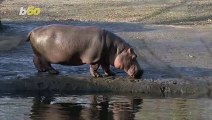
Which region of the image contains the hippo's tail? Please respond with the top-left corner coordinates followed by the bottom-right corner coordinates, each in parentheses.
top-left (26, 31), bottom-right (32, 42)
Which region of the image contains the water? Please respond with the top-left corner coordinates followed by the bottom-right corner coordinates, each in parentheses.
top-left (0, 94), bottom-right (211, 120)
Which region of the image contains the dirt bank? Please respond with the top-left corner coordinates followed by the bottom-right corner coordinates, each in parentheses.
top-left (0, 75), bottom-right (211, 98)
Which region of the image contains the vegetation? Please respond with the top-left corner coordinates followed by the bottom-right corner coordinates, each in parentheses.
top-left (0, 0), bottom-right (212, 25)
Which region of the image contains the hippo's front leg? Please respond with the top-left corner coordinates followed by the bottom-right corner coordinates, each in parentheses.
top-left (101, 64), bottom-right (116, 76)
top-left (90, 64), bottom-right (102, 77)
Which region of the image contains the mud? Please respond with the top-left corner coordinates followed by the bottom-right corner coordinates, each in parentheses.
top-left (0, 21), bottom-right (212, 97)
top-left (0, 75), bottom-right (211, 98)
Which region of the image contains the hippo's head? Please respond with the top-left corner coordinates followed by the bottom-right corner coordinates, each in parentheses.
top-left (114, 48), bottom-right (143, 79)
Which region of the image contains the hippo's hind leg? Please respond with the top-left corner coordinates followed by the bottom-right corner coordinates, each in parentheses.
top-left (33, 56), bottom-right (47, 72)
top-left (33, 56), bottom-right (59, 74)
top-left (46, 63), bottom-right (59, 75)
top-left (101, 63), bottom-right (115, 76)
top-left (90, 64), bottom-right (102, 77)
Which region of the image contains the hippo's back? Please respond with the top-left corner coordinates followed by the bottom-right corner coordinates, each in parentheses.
top-left (28, 25), bottom-right (106, 64)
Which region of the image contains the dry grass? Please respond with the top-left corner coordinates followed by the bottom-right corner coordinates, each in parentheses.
top-left (1, 0), bottom-right (212, 24)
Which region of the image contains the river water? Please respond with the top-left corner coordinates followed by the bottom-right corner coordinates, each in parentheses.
top-left (0, 94), bottom-right (211, 120)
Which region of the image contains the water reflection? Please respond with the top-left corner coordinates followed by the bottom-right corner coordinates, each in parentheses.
top-left (0, 94), bottom-right (211, 120)
top-left (30, 94), bottom-right (142, 120)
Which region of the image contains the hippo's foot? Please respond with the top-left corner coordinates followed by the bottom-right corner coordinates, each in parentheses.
top-left (38, 69), bottom-right (47, 72)
top-left (101, 64), bottom-right (115, 77)
top-left (33, 56), bottom-right (59, 75)
top-left (91, 72), bottom-right (102, 78)
top-left (104, 71), bottom-right (116, 76)
top-left (48, 69), bottom-right (59, 75)
top-left (90, 64), bottom-right (102, 77)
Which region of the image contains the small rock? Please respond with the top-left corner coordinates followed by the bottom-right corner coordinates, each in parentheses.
top-left (188, 54), bottom-right (194, 58)
top-left (173, 81), bottom-right (177, 84)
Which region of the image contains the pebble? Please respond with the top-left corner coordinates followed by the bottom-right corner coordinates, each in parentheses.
top-left (188, 54), bottom-right (194, 58)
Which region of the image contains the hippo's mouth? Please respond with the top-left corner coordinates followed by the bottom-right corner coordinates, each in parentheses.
top-left (129, 69), bottom-right (143, 79)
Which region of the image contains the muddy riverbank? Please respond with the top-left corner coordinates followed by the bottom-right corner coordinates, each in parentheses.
top-left (0, 21), bottom-right (212, 97)
top-left (0, 74), bottom-right (211, 98)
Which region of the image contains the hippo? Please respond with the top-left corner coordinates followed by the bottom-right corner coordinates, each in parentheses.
top-left (27, 24), bottom-right (143, 78)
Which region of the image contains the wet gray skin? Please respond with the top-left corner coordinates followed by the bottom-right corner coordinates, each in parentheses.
top-left (26, 24), bottom-right (144, 78)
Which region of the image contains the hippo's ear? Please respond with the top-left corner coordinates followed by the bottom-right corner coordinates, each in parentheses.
top-left (132, 54), bottom-right (137, 60)
top-left (128, 48), bottom-right (137, 59)
top-left (117, 47), bottom-right (121, 54)
top-left (127, 48), bottom-right (134, 54)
